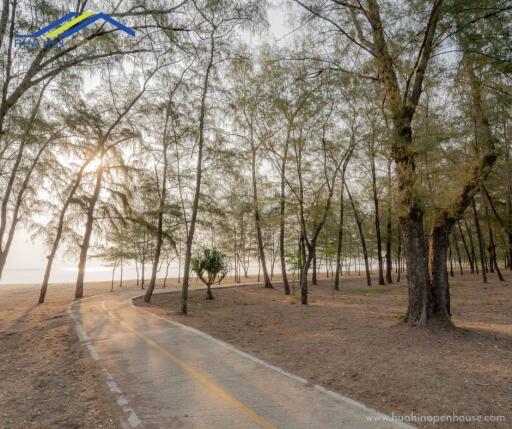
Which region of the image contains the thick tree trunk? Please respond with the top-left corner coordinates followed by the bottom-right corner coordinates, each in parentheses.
top-left (402, 212), bottom-right (431, 324)
top-left (412, 47), bottom-right (498, 323)
top-left (428, 222), bottom-right (452, 322)
top-left (425, 144), bottom-right (498, 321)
top-left (365, 0), bottom-right (443, 323)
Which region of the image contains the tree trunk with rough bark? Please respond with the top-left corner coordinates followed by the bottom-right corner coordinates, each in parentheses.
top-left (402, 210), bottom-right (431, 324)
top-left (366, 0), bottom-right (444, 324)
top-left (428, 222), bottom-right (451, 321)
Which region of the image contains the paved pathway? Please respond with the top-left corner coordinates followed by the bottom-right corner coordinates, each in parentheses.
top-left (70, 287), bottom-right (414, 429)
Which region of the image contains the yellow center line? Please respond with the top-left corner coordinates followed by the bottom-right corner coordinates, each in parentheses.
top-left (45, 11), bottom-right (95, 39)
top-left (101, 301), bottom-right (277, 429)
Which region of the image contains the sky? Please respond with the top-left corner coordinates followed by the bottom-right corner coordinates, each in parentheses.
top-left (2, 1), bottom-right (295, 285)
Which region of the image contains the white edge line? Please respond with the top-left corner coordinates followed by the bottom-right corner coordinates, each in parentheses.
top-left (130, 292), bottom-right (416, 429)
top-left (67, 307), bottom-right (143, 428)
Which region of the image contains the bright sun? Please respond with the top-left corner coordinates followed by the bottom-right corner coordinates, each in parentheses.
top-left (85, 155), bottom-right (103, 172)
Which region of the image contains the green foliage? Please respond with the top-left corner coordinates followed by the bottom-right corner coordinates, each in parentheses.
top-left (285, 251), bottom-right (304, 272)
top-left (192, 248), bottom-right (229, 286)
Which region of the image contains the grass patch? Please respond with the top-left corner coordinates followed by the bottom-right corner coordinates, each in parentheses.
top-left (391, 311), bottom-right (406, 320)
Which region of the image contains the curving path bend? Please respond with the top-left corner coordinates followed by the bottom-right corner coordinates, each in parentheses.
top-left (69, 287), bottom-right (415, 429)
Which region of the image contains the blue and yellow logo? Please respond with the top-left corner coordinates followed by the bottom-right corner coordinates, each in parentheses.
top-left (15, 11), bottom-right (135, 47)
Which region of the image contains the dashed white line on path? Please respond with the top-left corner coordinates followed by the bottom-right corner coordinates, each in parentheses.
top-left (68, 308), bottom-right (144, 429)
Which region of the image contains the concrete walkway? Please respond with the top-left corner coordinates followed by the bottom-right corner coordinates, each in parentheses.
top-left (70, 287), bottom-right (414, 429)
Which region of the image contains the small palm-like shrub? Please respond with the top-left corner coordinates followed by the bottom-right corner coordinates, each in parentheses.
top-left (191, 248), bottom-right (228, 300)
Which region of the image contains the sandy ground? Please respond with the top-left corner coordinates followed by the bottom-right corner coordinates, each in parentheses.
top-left (0, 274), bottom-right (268, 429)
top-left (135, 273), bottom-right (512, 429)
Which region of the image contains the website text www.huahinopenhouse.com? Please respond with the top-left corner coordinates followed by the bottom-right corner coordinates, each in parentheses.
top-left (365, 412), bottom-right (506, 425)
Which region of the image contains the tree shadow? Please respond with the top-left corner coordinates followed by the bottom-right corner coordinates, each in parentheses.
top-left (0, 304), bottom-right (38, 334)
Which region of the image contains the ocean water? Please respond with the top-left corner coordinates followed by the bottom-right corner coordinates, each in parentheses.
top-left (1, 229), bottom-right (184, 284)
top-left (2, 229), bottom-right (374, 285)
top-left (0, 263), bottom-right (184, 285)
